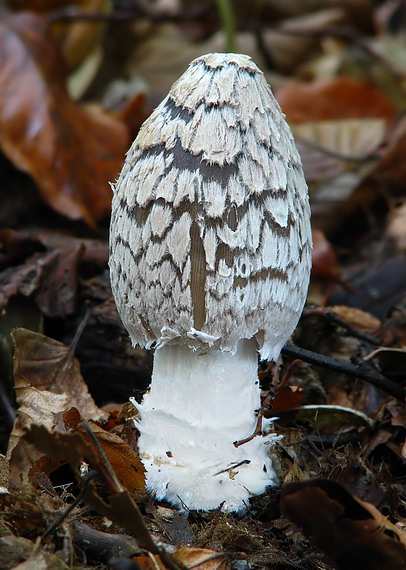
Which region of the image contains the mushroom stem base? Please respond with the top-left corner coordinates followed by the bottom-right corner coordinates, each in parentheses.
top-left (133, 339), bottom-right (279, 512)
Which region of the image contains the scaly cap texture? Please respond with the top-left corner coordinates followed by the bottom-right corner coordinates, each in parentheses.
top-left (109, 53), bottom-right (312, 361)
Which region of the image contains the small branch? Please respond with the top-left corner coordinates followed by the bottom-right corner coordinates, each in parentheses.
top-left (281, 344), bottom-right (406, 402)
top-left (234, 360), bottom-right (301, 448)
top-left (233, 391), bottom-right (273, 448)
top-left (213, 459), bottom-right (250, 475)
top-left (71, 521), bottom-right (141, 562)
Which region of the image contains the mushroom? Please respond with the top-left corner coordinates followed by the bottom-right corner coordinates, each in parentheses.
top-left (109, 53), bottom-right (312, 511)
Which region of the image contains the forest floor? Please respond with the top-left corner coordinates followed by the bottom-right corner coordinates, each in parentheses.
top-left (0, 1), bottom-right (406, 569)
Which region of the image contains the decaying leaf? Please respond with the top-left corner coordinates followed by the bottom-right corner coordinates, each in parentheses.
top-left (134, 547), bottom-right (234, 570)
top-left (13, 550), bottom-right (70, 570)
top-left (281, 479), bottom-right (406, 570)
top-left (7, 328), bottom-right (104, 482)
top-left (0, 230), bottom-right (109, 317)
top-left (329, 306), bottom-right (381, 333)
top-left (12, 328), bottom-right (102, 420)
top-left (0, 12), bottom-right (128, 225)
top-left (278, 77), bottom-right (396, 124)
top-left (63, 407), bottom-right (145, 492)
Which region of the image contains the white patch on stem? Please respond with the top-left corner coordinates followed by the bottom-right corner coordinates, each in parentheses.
top-left (134, 339), bottom-right (279, 512)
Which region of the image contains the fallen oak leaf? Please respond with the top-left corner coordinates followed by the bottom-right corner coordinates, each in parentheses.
top-left (0, 12), bottom-right (128, 226)
top-left (281, 479), bottom-right (406, 570)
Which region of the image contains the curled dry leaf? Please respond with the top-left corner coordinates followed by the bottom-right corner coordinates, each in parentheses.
top-left (7, 328), bottom-right (104, 483)
top-left (63, 407), bottom-right (145, 492)
top-left (281, 479), bottom-right (406, 570)
top-left (12, 328), bottom-right (102, 420)
top-left (0, 12), bottom-right (128, 226)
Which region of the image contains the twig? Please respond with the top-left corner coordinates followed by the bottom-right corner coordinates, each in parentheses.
top-left (77, 424), bottom-right (185, 570)
top-left (281, 344), bottom-right (406, 402)
top-left (213, 459), bottom-right (250, 475)
top-left (234, 360), bottom-right (301, 448)
top-left (71, 521), bottom-right (141, 561)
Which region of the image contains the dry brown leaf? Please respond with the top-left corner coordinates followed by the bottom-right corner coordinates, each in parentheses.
top-left (63, 407), bottom-right (145, 492)
top-left (271, 386), bottom-right (303, 412)
top-left (7, 328), bottom-right (104, 482)
top-left (278, 77), bottom-right (396, 124)
top-left (329, 306), bottom-right (381, 333)
top-left (12, 328), bottom-right (102, 420)
top-left (9, 0), bottom-right (111, 71)
top-left (0, 12), bottom-right (128, 226)
top-left (0, 230), bottom-right (109, 317)
top-left (345, 116), bottom-right (406, 215)
top-left (134, 547), bottom-right (233, 570)
top-left (281, 479), bottom-right (406, 570)
top-left (312, 229), bottom-right (341, 282)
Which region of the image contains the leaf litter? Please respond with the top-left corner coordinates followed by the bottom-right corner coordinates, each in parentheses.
top-left (0, 1), bottom-right (405, 569)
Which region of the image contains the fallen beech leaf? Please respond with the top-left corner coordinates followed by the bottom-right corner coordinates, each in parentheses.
top-left (0, 12), bottom-right (128, 225)
top-left (278, 77), bottom-right (396, 124)
top-left (35, 241), bottom-right (84, 317)
top-left (281, 479), bottom-right (406, 570)
top-left (7, 328), bottom-right (104, 482)
top-left (12, 328), bottom-right (101, 420)
top-left (63, 407), bottom-right (145, 492)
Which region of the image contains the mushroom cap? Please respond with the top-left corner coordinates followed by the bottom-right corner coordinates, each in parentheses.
top-left (109, 53), bottom-right (312, 361)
